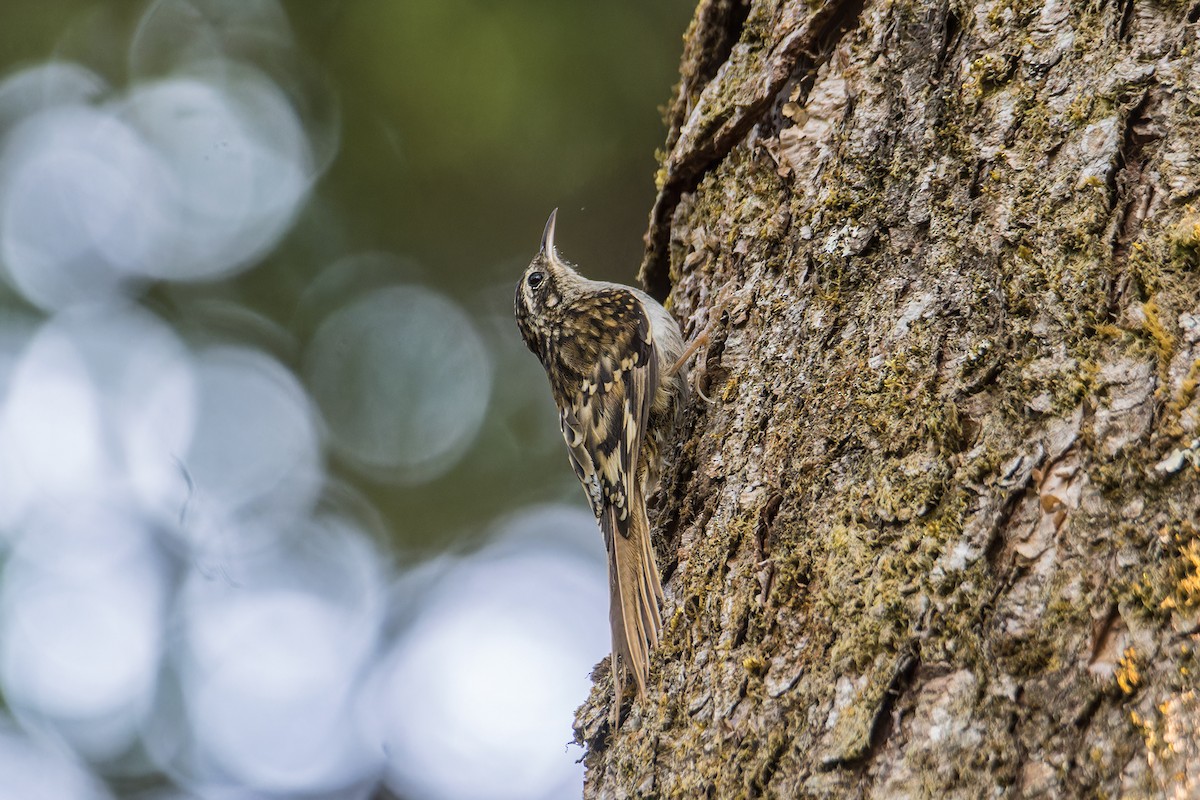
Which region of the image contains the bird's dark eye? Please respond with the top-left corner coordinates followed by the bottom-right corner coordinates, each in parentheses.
top-left (527, 271), bottom-right (545, 289)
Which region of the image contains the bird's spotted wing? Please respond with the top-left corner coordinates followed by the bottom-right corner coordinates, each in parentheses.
top-left (558, 288), bottom-right (666, 723)
top-left (558, 289), bottom-right (658, 539)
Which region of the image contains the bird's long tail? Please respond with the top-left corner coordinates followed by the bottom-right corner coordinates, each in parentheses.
top-left (604, 482), bottom-right (664, 726)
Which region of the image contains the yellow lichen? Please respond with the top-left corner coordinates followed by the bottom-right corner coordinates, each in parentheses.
top-left (1116, 647), bottom-right (1142, 695)
top-left (1159, 538), bottom-right (1200, 612)
top-left (1141, 298), bottom-right (1175, 366)
top-left (742, 655), bottom-right (767, 675)
top-left (1169, 206), bottom-right (1200, 265)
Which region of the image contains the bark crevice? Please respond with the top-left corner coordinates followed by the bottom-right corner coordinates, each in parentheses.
top-left (640, 0), bottom-right (868, 299)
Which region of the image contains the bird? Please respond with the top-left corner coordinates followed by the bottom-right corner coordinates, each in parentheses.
top-left (514, 209), bottom-right (689, 726)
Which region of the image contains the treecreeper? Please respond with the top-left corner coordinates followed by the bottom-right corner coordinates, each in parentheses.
top-left (514, 210), bottom-right (689, 726)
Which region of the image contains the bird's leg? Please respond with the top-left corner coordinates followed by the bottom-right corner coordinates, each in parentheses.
top-left (668, 316), bottom-right (720, 403)
top-left (666, 328), bottom-right (709, 378)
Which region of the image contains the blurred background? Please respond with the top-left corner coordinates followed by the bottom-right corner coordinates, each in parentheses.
top-left (0, 1), bottom-right (692, 798)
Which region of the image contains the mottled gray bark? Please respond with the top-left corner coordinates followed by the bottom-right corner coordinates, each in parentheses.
top-left (574, 0), bottom-right (1200, 796)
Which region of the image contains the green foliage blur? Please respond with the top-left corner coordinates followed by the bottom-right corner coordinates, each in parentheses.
top-left (314, 1), bottom-right (694, 287)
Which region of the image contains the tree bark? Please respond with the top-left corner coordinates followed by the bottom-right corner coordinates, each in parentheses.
top-left (574, 0), bottom-right (1200, 796)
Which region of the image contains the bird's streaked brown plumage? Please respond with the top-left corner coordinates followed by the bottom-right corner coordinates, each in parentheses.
top-left (514, 210), bottom-right (687, 726)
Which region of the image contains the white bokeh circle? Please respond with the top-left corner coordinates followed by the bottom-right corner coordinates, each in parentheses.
top-left (306, 284), bottom-right (492, 483)
top-left (371, 505), bottom-right (608, 800)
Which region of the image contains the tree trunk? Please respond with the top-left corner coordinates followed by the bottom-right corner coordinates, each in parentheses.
top-left (573, 0), bottom-right (1200, 796)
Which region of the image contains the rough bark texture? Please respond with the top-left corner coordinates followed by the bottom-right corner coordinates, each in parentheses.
top-left (574, 0), bottom-right (1200, 796)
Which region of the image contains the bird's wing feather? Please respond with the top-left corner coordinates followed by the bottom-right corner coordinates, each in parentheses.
top-left (558, 290), bottom-right (655, 531)
top-left (557, 289), bottom-right (664, 722)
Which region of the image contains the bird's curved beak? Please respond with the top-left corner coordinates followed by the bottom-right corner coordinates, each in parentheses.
top-left (539, 208), bottom-right (558, 258)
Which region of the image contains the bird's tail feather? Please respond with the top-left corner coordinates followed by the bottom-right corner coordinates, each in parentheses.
top-left (605, 483), bottom-right (663, 726)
